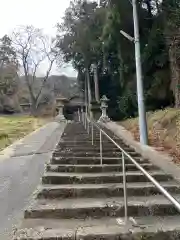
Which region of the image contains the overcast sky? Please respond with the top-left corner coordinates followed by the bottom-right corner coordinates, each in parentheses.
top-left (0, 0), bottom-right (77, 77)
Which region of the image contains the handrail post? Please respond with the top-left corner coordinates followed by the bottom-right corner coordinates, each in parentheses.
top-left (122, 152), bottom-right (128, 223)
top-left (100, 130), bottom-right (103, 165)
top-left (91, 123), bottom-right (94, 145)
top-left (81, 107), bottom-right (84, 124)
top-left (87, 118), bottom-right (90, 134)
top-left (78, 108), bottom-right (80, 122)
top-left (84, 114), bottom-right (87, 129)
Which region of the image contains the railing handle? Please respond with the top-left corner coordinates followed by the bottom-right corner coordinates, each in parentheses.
top-left (82, 116), bottom-right (180, 217)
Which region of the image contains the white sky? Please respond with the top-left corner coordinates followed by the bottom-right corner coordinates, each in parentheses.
top-left (0, 0), bottom-right (77, 77)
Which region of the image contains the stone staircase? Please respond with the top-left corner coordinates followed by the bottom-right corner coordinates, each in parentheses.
top-left (15, 122), bottom-right (180, 240)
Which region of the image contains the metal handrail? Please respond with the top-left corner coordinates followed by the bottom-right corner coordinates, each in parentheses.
top-left (81, 112), bottom-right (180, 223)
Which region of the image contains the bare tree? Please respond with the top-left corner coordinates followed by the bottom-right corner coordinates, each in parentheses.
top-left (0, 35), bottom-right (19, 96)
top-left (11, 25), bottom-right (59, 115)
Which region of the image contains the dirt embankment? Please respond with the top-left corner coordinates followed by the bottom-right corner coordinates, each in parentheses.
top-left (120, 108), bottom-right (180, 164)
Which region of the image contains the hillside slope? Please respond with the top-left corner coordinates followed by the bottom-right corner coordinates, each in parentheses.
top-left (18, 75), bottom-right (78, 103)
top-left (0, 75), bottom-right (78, 114)
top-left (120, 108), bottom-right (180, 164)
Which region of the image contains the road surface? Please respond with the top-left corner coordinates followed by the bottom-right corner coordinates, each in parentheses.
top-left (0, 121), bottom-right (66, 239)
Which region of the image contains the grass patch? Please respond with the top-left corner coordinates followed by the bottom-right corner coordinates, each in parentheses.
top-left (119, 108), bottom-right (180, 164)
top-left (0, 115), bottom-right (50, 151)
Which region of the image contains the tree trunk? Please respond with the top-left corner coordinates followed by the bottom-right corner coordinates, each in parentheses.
top-left (30, 96), bottom-right (38, 116)
top-left (93, 63), bottom-right (100, 103)
top-left (86, 68), bottom-right (92, 116)
top-left (84, 75), bottom-right (88, 114)
top-left (86, 69), bottom-right (92, 104)
top-left (117, 42), bottom-right (124, 88)
top-left (169, 40), bottom-right (180, 108)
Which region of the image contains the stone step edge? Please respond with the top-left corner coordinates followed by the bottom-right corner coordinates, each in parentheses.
top-left (14, 220), bottom-right (180, 240)
top-left (46, 163), bottom-right (158, 172)
top-left (66, 221), bottom-right (180, 240)
top-left (42, 170), bottom-right (171, 177)
top-left (24, 199), bottom-right (180, 219)
top-left (46, 163), bottom-right (154, 167)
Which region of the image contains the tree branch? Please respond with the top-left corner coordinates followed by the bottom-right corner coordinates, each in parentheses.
top-left (35, 58), bottom-right (55, 105)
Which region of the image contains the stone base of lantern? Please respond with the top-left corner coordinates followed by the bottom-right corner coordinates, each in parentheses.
top-left (55, 104), bottom-right (66, 122)
top-left (91, 101), bottom-right (101, 120)
top-left (55, 114), bottom-right (66, 122)
top-left (98, 115), bottom-right (110, 123)
top-left (98, 95), bottom-right (110, 123)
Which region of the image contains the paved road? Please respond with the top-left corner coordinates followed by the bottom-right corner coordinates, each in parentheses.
top-left (0, 121), bottom-right (66, 239)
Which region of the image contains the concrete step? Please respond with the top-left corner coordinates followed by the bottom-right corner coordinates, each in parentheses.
top-left (46, 163), bottom-right (159, 173)
top-left (14, 122), bottom-right (180, 240)
top-left (42, 171), bottom-right (172, 185)
top-left (54, 146), bottom-right (135, 152)
top-left (52, 151), bottom-right (141, 158)
top-left (55, 146), bottom-right (134, 153)
top-left (62, 133), bottom-right (100, 137)
top-left (57, 141), bottom-right (128, 148)
top-left (61, 136), bottom-right (120, 141)
top-left (58, 139), bottom-right (126, 144)
top-left (24, 195), bottom-right (180, 219)
top-left (60, 138), bottom-right (113, 143)
top-left (14, 216), bottom-right (180, 240)
top-left (60, 134), bottom-right (121, 139)
top-left (37, 181), bottom-right (180, 199)
top-left (62, 129), bottom-right (116, 135)
top-left (51, 156), bottom-right (149, 165)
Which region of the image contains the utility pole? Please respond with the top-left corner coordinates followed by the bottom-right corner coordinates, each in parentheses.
top-left (132, 0), bottom-right (148, 145)
top-left (99, 0), bottom-right (148, 144)
top-left (120, 0), bottom-right (148, 144)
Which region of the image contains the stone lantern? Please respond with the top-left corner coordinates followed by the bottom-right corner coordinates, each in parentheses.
top-left (98, 95), bottom-right (110, 123)
top-left (55, 97), bottom-right (68, 122)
